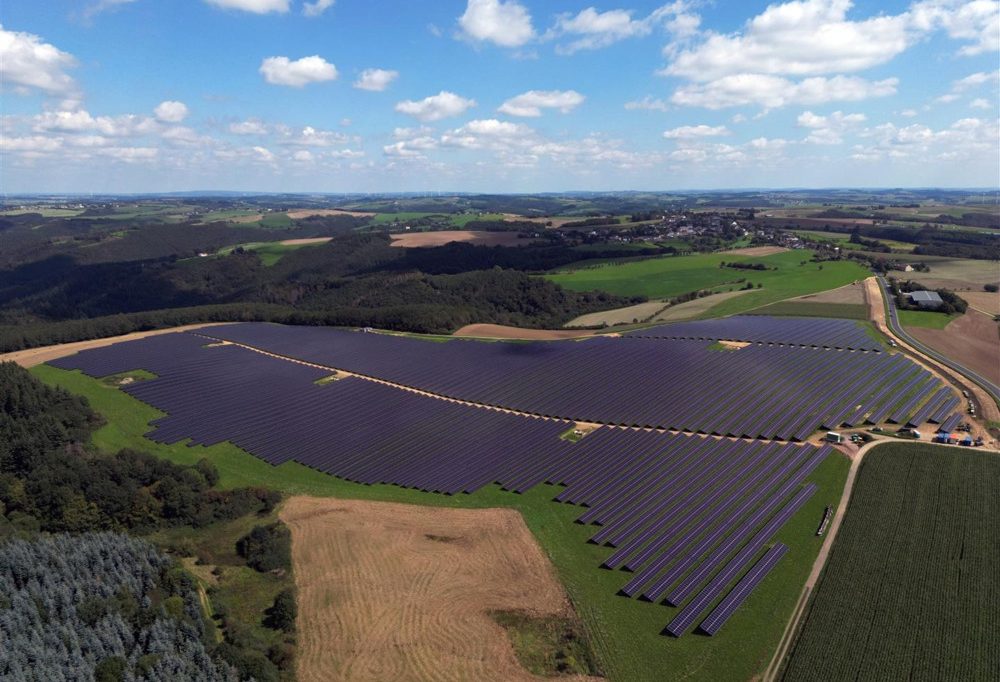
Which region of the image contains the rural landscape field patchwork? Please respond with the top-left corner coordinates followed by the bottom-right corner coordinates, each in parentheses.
top-left (2, 1), bottom-right (999, 680)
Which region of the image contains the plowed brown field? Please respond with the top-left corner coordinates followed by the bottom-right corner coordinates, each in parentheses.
top-left (281, 497), bottom-right (600, 682)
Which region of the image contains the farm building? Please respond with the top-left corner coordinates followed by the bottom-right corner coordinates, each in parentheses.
top-left (906, 290), bottom-right (944, 309)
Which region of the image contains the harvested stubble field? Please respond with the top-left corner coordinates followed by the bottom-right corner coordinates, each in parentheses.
top-left (721, 246), bottom-right (789, 257)
top-left (281, 496), bottom-right (600, 682)
top-left (390, 230), bottom-right (535, 248)
top-left (780, 443), bottom-right (1000, 681)
top-left (958, 290), bottom-right (1000, 316)
top-left (907, 309), bottom-right (1000, 385)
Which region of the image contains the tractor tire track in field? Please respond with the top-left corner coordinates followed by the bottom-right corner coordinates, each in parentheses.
top-left (281, 496), bottom-right (602, 682)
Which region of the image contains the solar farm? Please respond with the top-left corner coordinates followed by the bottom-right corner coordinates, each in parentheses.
top-left (47, 315), bottom-right (966, 648)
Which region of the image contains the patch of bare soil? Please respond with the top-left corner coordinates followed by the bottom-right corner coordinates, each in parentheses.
top-left (228, 213), bottom-right (265, 223)
top-left (958, 291), bottom-right (1000, 316)
top-left (390, 230), bottom-right (535, 248)
top-left (281, 496), bottom-right (600, 682)
top-left (287, 209), bottom-right (376, 219)
top-left (502, 214), bottom-right (576, 227)
top-left (0, 323), bottom-right (230, 369)
top-left (791, 282), bottom-right (866, 304)
top-left (453, 324), bottom-right (598, 340)
top-left (722, 246), bottom-right (790, 257)
top-left (280, 237), bottom-right (333, 246)
top-left (908, 309), bottom-right (1000, 386)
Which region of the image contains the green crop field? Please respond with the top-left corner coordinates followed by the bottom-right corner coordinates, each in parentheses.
top-left (780, 442), bottom-right (1000, 681)
top-left (547, 250), bottom-right (871, 318)
top-left (33, 363), bottom-right (850, 682)
top-left (897, 309), bottom-right (958, 329)
top-left (747, 301), bottom-right (869, 320)
top-left (370, 212), bottom-right (440, 224)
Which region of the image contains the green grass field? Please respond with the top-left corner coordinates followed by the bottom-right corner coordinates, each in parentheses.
top-left (791, 230), bottom-right (917, 252)
top-left (33, 363), bottom-right (850, 682)
top-left (780, 443), bottom-right (999, 681)
top-left (897, 309), bottom-right (958, 329)
top-left (547, 250), bottom-right (871, 318)
top-left (747, 301), bottom-right (869, 320)
top-left (370, 212), bottom-right (440, 224)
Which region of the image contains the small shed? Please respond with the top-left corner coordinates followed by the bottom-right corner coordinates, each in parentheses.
top-left (906, 290), bottom-right (944, 309)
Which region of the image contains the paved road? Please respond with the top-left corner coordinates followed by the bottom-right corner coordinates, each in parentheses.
top-left (876, 276), bottom-right (1000, 409)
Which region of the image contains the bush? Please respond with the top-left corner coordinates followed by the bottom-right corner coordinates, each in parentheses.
top-left (236, 522), bottom-right (291, 572)
top-left (265, 588), bottom-right (297, 632)
top-left (985, 283), bottom-right (998, 293)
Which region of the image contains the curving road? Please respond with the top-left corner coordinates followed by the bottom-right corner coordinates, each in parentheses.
top-left (876, 276), bottom-right (1000, 409)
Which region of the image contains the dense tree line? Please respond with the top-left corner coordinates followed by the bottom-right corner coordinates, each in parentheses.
top-left (0, 532), bottom-right (238, 681)
top-left (0, 233), bottom-right (637, 352)
top-left (0, 362), bottom-right (279, 535)
top-left (0, 213), bottom-right (367, 268)
top-left (810, 223), bottom-right (999, 260)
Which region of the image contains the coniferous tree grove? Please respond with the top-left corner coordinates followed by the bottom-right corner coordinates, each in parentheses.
top-left (0, 533), bottom-right (238, 681)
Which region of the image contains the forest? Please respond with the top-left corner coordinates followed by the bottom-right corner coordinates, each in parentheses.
top-left (0, 362), bottom-right (296, 681)
top-left (0, 233), bottom-right (638, 352)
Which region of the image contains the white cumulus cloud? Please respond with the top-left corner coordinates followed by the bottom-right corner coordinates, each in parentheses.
top-left (353, 68), bottom-right (399, 91)
top-left (395, 91), bottom-right (476, 122)
top-left (205, 0), bottom-right (290, 13)
top-left (625, 97), bottom-right (671, 112)
top-left (0, 24), bottom-right (78, 95)
top-left (302, 0), bottom-right (334, 17)
top-left (664, 0), bottom-right (917, 82)
top-left (229, 119), bottom-right (268, 135)
top-left (548, 3), bottom-right (698, 54)
top-left (498, 90), bottom-right (585, 117)
top-left (458, 0), bottom-right (535, 47)
top-left (259, 55), bottom-right (337, 87)
top-left (663, 124), bottom-right (730, 138)
top-left (154, 100), bottom-right (188, 123)
top-left (671, 74), bottom-right (898, 110)
top-left (797, 110), bottom-right (866, 144)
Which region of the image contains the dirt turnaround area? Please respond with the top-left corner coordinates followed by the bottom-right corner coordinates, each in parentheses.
top-left (453, 323), bottom-right (598, 340)
top-left (281, 497), bottom-right (598, 682)
top-left (390, 230), bottom-right (534, 248)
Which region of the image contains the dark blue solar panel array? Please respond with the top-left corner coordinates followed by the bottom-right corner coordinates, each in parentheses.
top-left (50, 335), bottom-right (573, 495)
top-left (51, 331), bottom-right (840, 637)
top-left (201, 322), bottom-right (945, 441)
top-left (625, 315), bottom-right (880, 351)
top-left (939, 413), bottom-right (964, 433)
top-left (698, 542), bottom-right (788, 636)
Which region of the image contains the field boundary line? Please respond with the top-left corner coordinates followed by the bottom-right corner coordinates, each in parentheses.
top-left (763, 441), bottom-right (877, 682)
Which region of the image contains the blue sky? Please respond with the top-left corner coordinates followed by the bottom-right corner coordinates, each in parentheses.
top-left (2, 0), bottom-right (998, 193)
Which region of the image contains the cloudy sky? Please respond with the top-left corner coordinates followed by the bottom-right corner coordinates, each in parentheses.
top-left (2, 0), bottom-right (998, 193)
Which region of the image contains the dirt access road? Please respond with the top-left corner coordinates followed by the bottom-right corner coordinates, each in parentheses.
top-left (281, 496), bottom-right (600, 682)
top-left (863, 276), bottom-right (999, 426)
top-left (0, 323), bottom-right (230, 369)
